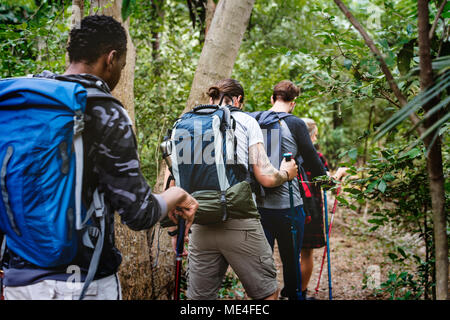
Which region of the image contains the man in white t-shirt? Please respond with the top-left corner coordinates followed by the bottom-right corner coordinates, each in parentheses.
top-left (169, 79), bottom-right (298, 300)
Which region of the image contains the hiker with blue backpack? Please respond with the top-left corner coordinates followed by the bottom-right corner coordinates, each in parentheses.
top-left (163, 78), bottom-right (298, 300)
top-left (0, 15), bottom-right (197, 300)
top-left (251, 80), bottom-right (327, 300)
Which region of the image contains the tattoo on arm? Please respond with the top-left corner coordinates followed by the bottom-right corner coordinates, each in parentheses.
top-left (249, 143), bottom-right (286, 186)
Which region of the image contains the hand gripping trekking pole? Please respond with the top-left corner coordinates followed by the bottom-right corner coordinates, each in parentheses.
top-left (283, 153), bottom-right (303, 300)
top-left (160, 140), bottom-right (186, 300)
top-left (163, 174), bottom-right (186, 300)
top-left (315, 185), bottom-right (341, 298)
top-left (174, 216), bottom-right (186, 300)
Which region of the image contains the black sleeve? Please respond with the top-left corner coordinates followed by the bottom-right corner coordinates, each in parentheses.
top-left (283, 116), bottom-right (327, 178)
top-left (85, 100), bottom-right (163, 231)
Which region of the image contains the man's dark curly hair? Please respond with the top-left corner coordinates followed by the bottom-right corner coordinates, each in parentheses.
top-left (67, 15), bottom-right (127, 64)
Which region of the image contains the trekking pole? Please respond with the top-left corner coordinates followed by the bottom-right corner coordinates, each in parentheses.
top-left (315, 185), bottom-right (341, 297)
top-left (0, 270), bottom-right (4, 300)
top-left (323, 189), bottom-right (332, 300)
top-left (174, 216), bottom-right (186, 300)
top-left (283, 152), bottom-right (303, 300)
top-left (160, 139), bottom-right (186, 300)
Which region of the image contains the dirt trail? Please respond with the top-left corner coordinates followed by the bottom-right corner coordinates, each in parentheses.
top-left (273, 196), bottom-right (390, 300)
top-left (274, 219), bottom-right (384, 300)
top-left (210, 194), bottom-right (402, 300)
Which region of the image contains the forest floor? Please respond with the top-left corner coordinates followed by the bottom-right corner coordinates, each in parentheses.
top-left (216, 193), bottom-right (425, 301)
top-left (274, 214), bottom-right (388, 300)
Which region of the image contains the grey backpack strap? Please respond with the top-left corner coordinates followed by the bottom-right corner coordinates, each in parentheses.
top-left (78, 188), bottom-right (106, 300)
top-left (0, 234), bottom-right (6, 263)
top-left (73, 111), bottom-right (84, 231)
top-left (211, 113), bottom-right (231, 221)
top-left (73, 86), bottom-right (111, 300)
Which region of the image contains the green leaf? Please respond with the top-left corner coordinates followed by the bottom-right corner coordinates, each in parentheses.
top-left (401, 147), bottom-right (421, 159)
top-left (368, 218), bottom-right (385, 226)
top-left (344, 58), bottom-right (352, 70)
top-left (377, 180), bottom-right (387, 193)
top-left (388, 253), bottom-right (398, 261)
top-left (366, 180), bottom-right (378, 193)
top-left (397, 40), bottom-right (414, 76)
top-left (443, 2), bottom-right (450, 18)
top-left (348, 148), bottom-right (358, 160)
top-left (374, 70), bottom-right (450, 141)
top-left (336, 196), bottom-right (349, 205)
top-left (398, 247), bottom-right (407, 259)
top-left (406, 24), bottom-right (414, 35)
top-left (121, 0), bottom-right (135, 21)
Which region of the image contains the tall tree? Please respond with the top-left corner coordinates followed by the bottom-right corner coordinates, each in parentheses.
top-left (184, 0), bottom-right (256, 112)
top-left (204, 0), bottom-right (216, 36)
top-left (416, 0), bottom-right (448, 300)
top-left (334, 0), bottom-right (448, 300)
top-left (150, 0), bottom-right (165, 77)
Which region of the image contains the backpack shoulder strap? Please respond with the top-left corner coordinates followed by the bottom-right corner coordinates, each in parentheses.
top-left (227, 106), bottom-right (243, 113)
top-left (85, 87), bottom-right (123, 107)
top-left (73, 87), bottom-right (110, 300)
top-left (192, 104), bottom-right (219, 114)
top-left (249, 110), bottom-right (263, 121)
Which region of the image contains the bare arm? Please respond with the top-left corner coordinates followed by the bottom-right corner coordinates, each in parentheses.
top-left (249, 142), bottom-right (297, 188)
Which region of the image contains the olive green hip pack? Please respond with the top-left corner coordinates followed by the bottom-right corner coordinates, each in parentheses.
top-left (192, 181), bottom-right (259, 225)
top-left (160, 181), bottom-right (259, 227)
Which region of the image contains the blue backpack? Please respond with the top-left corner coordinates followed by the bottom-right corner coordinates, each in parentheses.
top-left (0, 76), bottom-right (108, 299)
top-left (165, 104), bottom-right (257, 225)
top-left (250, 110), bottom-right (315, 220)
top-left (250, 110), bottom-right (293, 169)
top-left (170, 105), bottom-right (243, 192)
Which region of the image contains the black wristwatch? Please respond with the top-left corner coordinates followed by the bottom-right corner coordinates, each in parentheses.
top-left (168, 229), bottom-right (178, 237)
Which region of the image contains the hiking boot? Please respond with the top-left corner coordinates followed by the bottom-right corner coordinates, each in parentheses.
top-left (279, 288), bottom-right (288, 300)
top-left (302, 289), bottom-right (318, 300)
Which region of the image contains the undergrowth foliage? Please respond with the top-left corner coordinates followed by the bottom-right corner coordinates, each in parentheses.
top-left (0, 0), bottom-right (448, 300)
top-left (339, 139), bottom-right (449, 299)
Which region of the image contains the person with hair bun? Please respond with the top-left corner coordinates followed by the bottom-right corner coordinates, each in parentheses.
top-left (176, 78), bottom-right (298, 300)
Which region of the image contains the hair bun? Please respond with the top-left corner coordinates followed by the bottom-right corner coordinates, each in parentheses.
top-left (208, 87), bottom-right (221, 100)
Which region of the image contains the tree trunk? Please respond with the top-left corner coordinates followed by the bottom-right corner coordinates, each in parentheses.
top-left (66, 1), bottom-right (84, 68)
top-left (332, 101), bottom-right (342, 129)
top-left (70, 0), bottom-right (84, 29)
top-left (150, 0), bottom-right (165, 77)
top-left (362, 105), bottom-right (374, 165)
top-left (417, 0), bottom-right (448, 300)
top-left (204, 0), bottom-right (217, 37)
top-left (184, 0), bottom-right (255, 113)
top-left (95, 1), bottom-right (136, 125)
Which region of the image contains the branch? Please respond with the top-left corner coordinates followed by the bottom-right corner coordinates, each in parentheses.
top-left (333, 0), bottom-right (424, 134)
top-left (429, 0), bottom-right (447, 40)
top-left (378, 90), bottom-right (401, 109)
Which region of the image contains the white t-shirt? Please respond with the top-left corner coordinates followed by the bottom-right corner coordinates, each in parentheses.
top-left (231, 111), bottom-right (264, 169)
